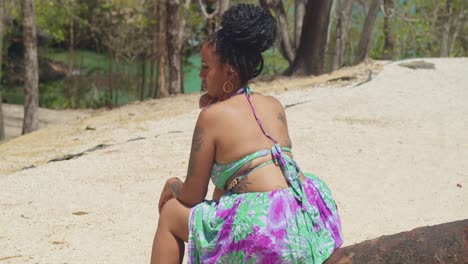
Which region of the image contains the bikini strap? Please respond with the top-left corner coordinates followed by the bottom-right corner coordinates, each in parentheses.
top-left (241, 87), bottom-right (287, 168)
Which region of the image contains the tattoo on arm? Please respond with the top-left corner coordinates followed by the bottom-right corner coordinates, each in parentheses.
top-left (192, 125), bottom-right (204, 152)
top-left (278, 112), bottom-right (292, 148)
top-left (187, 124), bottom-right (204, 180)
top-left (278, 112), bottom-right (288, 127)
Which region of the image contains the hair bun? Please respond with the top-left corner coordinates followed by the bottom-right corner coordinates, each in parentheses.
top-left (220, 4), bottom-right (277, 53)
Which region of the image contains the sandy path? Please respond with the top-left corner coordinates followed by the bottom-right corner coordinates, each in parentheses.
top-left (1, 104), bottom-right (93, 141)
top-left (0, 58), bottom-right (467, 263)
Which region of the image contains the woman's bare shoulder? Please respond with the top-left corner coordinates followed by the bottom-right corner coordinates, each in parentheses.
top-left (254, 94), bottom-right (285, 112)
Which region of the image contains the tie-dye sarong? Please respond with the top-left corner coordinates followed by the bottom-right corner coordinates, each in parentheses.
top-left (188, 169), bottom-right (343, 264)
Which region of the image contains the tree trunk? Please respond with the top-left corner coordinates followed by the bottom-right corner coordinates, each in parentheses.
top-left (332, 0), bottom-right (353, 71)
top-left (106, 4), bottom-right (114, 108)
top-left (0, 0), bottom-right (4, 141)
top-left (157, 0), bottom-right (169, 98)
top-left (148, 49), bottom-right (155, 99)
top-left (217, 0), bottom-right (229, 29)
top-left (284, 0), bottom-right (333, 76)
top-left (107, 47), bottom-right (114, 108)
top-left (294, 0), bottom-right (307, 50)
top-left (140, 53), bottom-right (146, 101)
top-left (148, 3), bottom-right (156, 99)
top-left (324, 0), bottom-right (336, 60)
top-left (68, 13), bottom-right (75, 108)
top-left (382, 0), bottom-right (395, 60)
top-left (259, 0), bottom-right (295, 64)
top-left (449, 8), bottom-right (465, 56)
top-left (355, 0), bottom-right (382, 64)
top-left (440, 0), bottom-right (453, 57)
top-left (21, 0), bottom-right (39, 135)
top-left (199, 0), bottom-right (217, 35)
top-left (166, 0), bottom-right (190, 94)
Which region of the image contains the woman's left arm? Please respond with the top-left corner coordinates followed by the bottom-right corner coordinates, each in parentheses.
top-left (164, 109), bottom-right (216, 207)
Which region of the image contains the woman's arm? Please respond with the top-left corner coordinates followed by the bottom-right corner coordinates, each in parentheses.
top-left (212, 187), bottom-right (227, 201)
top-left (166, 108), bottom-right (216, 207)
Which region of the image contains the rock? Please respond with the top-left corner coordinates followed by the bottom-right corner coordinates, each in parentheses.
top-left (399, 60), bottom-right (436, 70)
top-left (326, 219), bottom-right (468, 264)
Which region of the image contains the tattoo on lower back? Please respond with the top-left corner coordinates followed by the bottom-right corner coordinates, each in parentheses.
top-left (187, 125), bottom-right (204, 179)
top-left (232, 181), bottom-right (252, 193)
top-left (232, 160), bottom-right (252, 178)
top-left (225, 161), bottom-right (253, 191)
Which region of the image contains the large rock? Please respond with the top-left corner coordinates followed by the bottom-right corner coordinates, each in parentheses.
top-left (326, 219), bottom-right (468, 264)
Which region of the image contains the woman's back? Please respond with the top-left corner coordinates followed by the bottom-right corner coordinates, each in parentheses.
top-left (189, 90), bottom-right (343, 263)
top-left (207, 92), bottom-right (300, 193)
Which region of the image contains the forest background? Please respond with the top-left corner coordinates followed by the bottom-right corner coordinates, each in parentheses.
top-left (0, 0), bottom-right (466, 141)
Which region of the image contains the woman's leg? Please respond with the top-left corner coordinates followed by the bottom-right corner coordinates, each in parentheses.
top-left (150, 198), bottom-right (191, 264)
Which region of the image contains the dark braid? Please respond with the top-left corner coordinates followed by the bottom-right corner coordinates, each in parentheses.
top-left (208, 4), bottom-right (277, 85)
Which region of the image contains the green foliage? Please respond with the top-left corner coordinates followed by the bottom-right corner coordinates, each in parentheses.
top-left (263, 48), bottom-right (289, 75)
top-left (42, 49), bottom-right (108, 71)
top-left (35, 0), bottom-right (69, 42)
top-left (329, 0), bottom-right (467, 66)
top-left (2, 0), bottom-right (466, 110)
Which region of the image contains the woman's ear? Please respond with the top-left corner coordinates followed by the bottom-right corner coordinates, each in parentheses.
top-left (227, 66), bottom-right (238, 78)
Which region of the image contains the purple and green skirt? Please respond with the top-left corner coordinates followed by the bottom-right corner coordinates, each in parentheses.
top-left (188, 172), bottom-right (343, 264)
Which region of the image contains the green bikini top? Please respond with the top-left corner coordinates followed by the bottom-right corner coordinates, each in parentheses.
top-left (210, 145), bottom-right (292, 190)
top-left (210, 87), bottom-right (294, 191)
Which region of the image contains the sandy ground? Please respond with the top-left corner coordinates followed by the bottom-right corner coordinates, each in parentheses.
top-left (0, 58), bottom-right (467, 263)
top-left (1, 103), bottom-right (93, 141)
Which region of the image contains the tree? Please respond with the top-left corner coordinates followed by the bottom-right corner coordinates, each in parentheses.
top-left (285, 0), bottom-right (333, 76)
top-left (0, 0), bottom-right (5, 141)
top-left (198, 0), bottom-right (218, 36)
top-left (218, 0), bottom-right (229, 29)
top-left (259, 0), bottom-right (296, 64)
top-left (449, 2), bottom-right (466, 56)
top-left (355, 0), bottom-right (382, 64)
top-left (440, 0), bottom-right (453, 57)
top-left (294, 0), bottom-right (307, 50)
top-left (332, 0), bottom-right (353, 70)
top-left (147, 2), bottom-right (157, 99)
top-left (382, 0), bottom-right (395, 60)
top-left (21, 0), bottom-right (40, 134)
top-left (156, 0), bottom-right (169, 98)
top-left (166, 0), bottom-right (190, 94)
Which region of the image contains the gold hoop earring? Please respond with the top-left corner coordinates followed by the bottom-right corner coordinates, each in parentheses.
top-left (223, 81), bottom-right (234, 93)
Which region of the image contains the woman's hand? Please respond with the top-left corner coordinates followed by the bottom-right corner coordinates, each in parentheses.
top-left (199, 93), bottom-right (218, 109)
top-left (158, 177), bottom-right (182, 213)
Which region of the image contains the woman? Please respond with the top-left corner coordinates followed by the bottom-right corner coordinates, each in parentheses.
top-left (151, 4), bottom-right (342, 264)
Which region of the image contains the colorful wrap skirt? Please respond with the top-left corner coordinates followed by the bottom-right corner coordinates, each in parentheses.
top-left (188, 172), bottom-right (343, 264)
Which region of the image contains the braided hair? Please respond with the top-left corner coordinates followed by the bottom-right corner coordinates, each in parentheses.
top-left (208, 4), bottom-right (277, 85)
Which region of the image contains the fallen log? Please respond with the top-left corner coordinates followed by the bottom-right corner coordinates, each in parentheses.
top-left (326, 219), bottom-right (468, 264)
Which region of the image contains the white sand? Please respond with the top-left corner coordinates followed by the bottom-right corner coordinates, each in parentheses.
top-left (0, 58), bottom-right (467, 263)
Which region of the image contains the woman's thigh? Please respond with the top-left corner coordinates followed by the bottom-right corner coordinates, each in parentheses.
top-left (160, 198), bottom-right (191, 242)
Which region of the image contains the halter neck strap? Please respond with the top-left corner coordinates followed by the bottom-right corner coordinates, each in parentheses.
top-left (231, 86), bottom-right (252, 97)
top-left (238, 87), bottom-right (287, 167)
